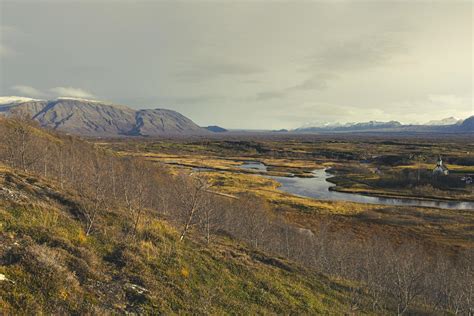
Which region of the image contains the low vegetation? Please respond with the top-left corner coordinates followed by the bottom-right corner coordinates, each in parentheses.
top-left (330, 163), bottom-right (474, 202)
top-left (0, 117), bottom-right (473, 314)
top-left (1, 169), bottom-right (358, 314)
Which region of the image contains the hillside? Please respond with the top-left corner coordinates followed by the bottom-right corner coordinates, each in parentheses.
top-left (0, 118), bottom-right (361, 314)
top-left (0, 166), bottom-right (358, 314)
top-left (0, 97), bottom-right (208, 137)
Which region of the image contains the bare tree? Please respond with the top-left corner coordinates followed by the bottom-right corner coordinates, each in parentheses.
top-left (386, 244), bottom-right (429, 315)
top-left (172, 173), bottom-right (210, 242)
top-left (77, 150), bottom-right (108, 235)
top-left (119, 158), bottom-right (151, 237)
top-left (2, 116), bottom-right (39, 171)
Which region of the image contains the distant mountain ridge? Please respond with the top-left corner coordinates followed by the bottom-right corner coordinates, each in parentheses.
top-left (295, 120), bottom-right (402, 132)
top-left (295, 117), bottom-right (473, 133)
top-left (0, 97), bottom-right (208, 137)
top-left (205, 125), bottom-right (228, 133)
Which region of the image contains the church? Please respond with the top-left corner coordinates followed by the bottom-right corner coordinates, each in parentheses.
top-left (433, 156), bottom-right (449, 176)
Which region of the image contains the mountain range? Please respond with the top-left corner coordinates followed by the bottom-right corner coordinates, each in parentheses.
top-left (294, 117), bottom-right (473, 133)
top-left (1, 96), bottom-right (472, 135)
top-left (0, 97), bottom-right (209, 137)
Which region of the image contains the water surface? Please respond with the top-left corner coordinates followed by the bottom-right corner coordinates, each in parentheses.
top-left (239, 161), bottom-right (268, 172)
top-left (270, 168), bottom-right (474, 211)
top-left (193, 161), bottom-right (472, 210)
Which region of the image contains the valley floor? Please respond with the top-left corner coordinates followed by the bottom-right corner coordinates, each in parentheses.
top-left (107, 138), bottom-right (474, 251)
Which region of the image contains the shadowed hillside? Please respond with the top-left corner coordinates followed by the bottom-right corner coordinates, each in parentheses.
top-left (0, 117), bottom-right (362, 314)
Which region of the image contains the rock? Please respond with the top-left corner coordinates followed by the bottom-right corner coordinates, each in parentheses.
top-left (124, 283), bottom-right (149, 295)
top-left (0, 273), bottom-right (14, 284)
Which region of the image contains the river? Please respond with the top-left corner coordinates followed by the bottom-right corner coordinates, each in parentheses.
top-left (242, 162), bottom-right (473, 210)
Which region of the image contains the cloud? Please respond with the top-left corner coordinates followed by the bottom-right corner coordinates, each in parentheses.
top-left (290, 36), bottom-right (406, 92)
top-left (176, 59), bottom-right (264, 80)
top-left (255, 90), bottom-right (288, 101)
top-left (10, 85), bottom-right (46, 97)
top-left (289, 74), bottom-right (334, 91)
top-left (253, 36), bottom-right (405, 101)
top-left (256, 73), bottom-right (333, 101)
top-left (8, 85), bottom-right (96, 99)
top-left (0, 44), bottom-right (11, 56)
top-left (309, 37), bottom-right (401, 72)
top-left (387, 94), bottom-right (473, 123)
top-left (163, 95), bottom-right (224, 105)
top-left (0, 26), bottom-right (22, 57)
top-left (50, 87), bottom-right (94, 98)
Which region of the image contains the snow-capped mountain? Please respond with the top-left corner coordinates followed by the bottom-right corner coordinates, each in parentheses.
top-left (0, 96), bottom-right (43, 105)
top-left (295, 120), bottom-right (402, 132)
top-left (295, 118), bottom-right (473, 133)
top-left (297, 121), bottom-right (346, 129)
top-left (425, 117), bottom-right (461, 126)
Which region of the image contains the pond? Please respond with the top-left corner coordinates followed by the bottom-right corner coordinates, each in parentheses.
top-left (270, 169), bottom-right (474, 211)
top-left (239, 161), bottom-right (268, 172)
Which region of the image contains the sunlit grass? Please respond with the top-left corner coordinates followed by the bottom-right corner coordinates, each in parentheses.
top-left (0, 170), bottom-right (363, 314)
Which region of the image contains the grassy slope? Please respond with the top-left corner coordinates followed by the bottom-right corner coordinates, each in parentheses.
top-left (0, 166), bottom-right (362, 314)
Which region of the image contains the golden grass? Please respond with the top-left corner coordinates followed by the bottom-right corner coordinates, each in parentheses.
top-left (261, 158), bottom-right (323, 169)
top-left (0, 164), bottom-right (11, 173)
top-left (118, 150), bottom-right (335, 180)
top-left (202, 170), bottom-right (370, 215)
top-left (0, 168), bottom-right (367, 315)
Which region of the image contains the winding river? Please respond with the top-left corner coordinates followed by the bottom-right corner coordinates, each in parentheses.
top-left (242, 162), bottom-right (474, 210)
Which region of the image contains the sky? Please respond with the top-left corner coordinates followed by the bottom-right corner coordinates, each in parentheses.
top-left (0, 0), bottom-right (472, 129)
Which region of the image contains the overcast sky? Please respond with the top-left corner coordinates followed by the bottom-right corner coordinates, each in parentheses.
top-left (0, 0), bottom-right (472, 129)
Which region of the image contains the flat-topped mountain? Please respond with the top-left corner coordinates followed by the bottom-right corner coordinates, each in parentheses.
top-left (205, 125), bottom-right (228, 133)
top-left (0, 97), bottom-right (207, 137)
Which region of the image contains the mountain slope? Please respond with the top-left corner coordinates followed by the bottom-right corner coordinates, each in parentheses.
top-left (457, 115), bottom-right (474, 132)
top-left (0, 166), bottom-right (358, 314)
top-left (131, 109), bottom-right (205, 136)
top-left (1, 97), bottom-right (207, 136)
